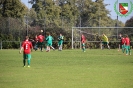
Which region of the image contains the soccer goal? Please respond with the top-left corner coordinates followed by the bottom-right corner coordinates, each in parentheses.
top-left (72, 27), bottom-right (133, 49)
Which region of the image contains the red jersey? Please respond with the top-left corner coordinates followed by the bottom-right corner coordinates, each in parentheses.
top-left (21, 40), bottom-right (33, 54)
top-left (121, 37), bottom-right (125, 45)
top-left (125, 37), bottom-right (130, 46)
top-left (81, 35), bottom-right (86, 43)
top-left (35, 36), bottom-right (38, 42)
top-left (37, 35), bottom-right (44, 42)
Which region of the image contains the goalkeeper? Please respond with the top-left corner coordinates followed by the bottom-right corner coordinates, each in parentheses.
top-left (101, 33), bottom-right (110, 49)
top-left (58, 33), bottom-right (64, 51)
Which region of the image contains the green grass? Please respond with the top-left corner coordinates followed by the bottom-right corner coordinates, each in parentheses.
top-left (0, 49), bottom-right (133, 88)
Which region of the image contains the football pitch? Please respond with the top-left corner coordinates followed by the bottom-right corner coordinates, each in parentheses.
top-left (0, 49), bottom-right (133, 88)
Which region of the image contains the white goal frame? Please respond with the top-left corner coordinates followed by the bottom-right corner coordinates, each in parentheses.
top-left (72, 27), bottom-right (133, 49)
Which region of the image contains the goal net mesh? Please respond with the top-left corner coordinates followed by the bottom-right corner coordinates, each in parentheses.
top-left (72, 27), bottom-right (133, 49)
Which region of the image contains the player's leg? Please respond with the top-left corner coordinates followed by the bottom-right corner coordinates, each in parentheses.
top-left (121, 44), bottom-right (125, 53)
top-left (34, 42), bottom-right (38, 51)
top-left (126, 46), bottom-right (130, 55)
top-left (83, 46), bottom-right (85, 52)
top-left (40, 42), bottom-right (43, 51)
top-left (82, 43), bottom-right (83, 51)
top-left (58, 45), bottom-right (61, 51)
top-left (60, 44), bottom-right (63, 51)
top-left (37, 42), bottom-right (40, 51)
top-left (58, 42), bottom-right (61, 51)
top-left (125, 45), bottom-right (129, 55)
top-left (60, 42), bottom-right (63, 51)
top-left (46, 46), bottom-right (50, 52)
top-left (107, 43), bottom-right (110, 49)
top-left (51, 46), bottom-right (55, 50)
top-left (46, 43), bottom-right (50, 52)
top-left (59, 44), bottom-right (63, 51)
top-left (58, 42), bottom-right (60, 50)
top-left (50, 43), bottom-right (55, 50)
top-left (46, 43), bottom-right (49, 51)
top-left (23, 54), bottom-right (26, 67)
top-left (82, 43), bottom-right (85, 52)
top-left (101, 42), bottom-right (104, 49)
top-left (27, 54), bottom-right (31, 67)
top-left (49, 43), bottom-right (53, 51)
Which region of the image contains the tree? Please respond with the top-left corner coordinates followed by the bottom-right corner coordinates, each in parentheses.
top-left (125, 16), bottom-right (133, 27)
top-left (59, 0), bottom-right (78, 27)
top-left (30, 0), bottom-right (61, 27)
top-left (0, 0), bottom-right (27, 18)
top-left (76, 0), bottom-right (111, 27)
top-left (123, 16), bottom-right (133, 38)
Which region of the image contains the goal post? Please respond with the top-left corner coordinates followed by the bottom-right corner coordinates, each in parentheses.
top-left (72, 27), bottom-right (133, 49)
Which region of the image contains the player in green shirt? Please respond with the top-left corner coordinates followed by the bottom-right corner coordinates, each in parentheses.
top-left (45, 32), bottom-right (55, 52)
top-left (101, 33), bottom-right (110, 49)
top-left (58, 33), bottom-right (64, 51)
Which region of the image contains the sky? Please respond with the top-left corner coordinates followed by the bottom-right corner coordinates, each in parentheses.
top-left (104, 0), bottom-right (133, 23)
top-left (21, 0), bottom-right (133, 23)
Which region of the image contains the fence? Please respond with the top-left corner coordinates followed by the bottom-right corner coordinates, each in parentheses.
top-left (0, 41), bottom-right (72, 50)
top-left (0, 40), bottom-right (133, 50)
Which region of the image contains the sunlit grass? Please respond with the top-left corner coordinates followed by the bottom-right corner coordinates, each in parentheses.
top-left (0, 49), bottom-right (133, 88)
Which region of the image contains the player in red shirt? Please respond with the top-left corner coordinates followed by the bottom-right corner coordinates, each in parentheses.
top-left (19, 36), bottom-right (33, 67)
top-left (81, 34), bottom-right (86, 52)
top-left (34, 35), bottom-right (38, 51)
top-left (37, 33), bottom-right (44, 52)
top-left (125, 35), bottom-right (131, 55)
top-left (120, 34), bottom-right (126, 53)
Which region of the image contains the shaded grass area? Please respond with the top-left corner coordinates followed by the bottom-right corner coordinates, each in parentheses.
top-left (0, 49), bottom-right (133, 88)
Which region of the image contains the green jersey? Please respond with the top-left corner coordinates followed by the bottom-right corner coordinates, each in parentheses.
top-left (46, 35), bottom-right (53, 43)
top-left (58, 36), bottom-right (64, 44)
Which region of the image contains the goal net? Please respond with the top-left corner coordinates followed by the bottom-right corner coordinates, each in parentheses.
top-left (72, 27), bottom-right (133, 49)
